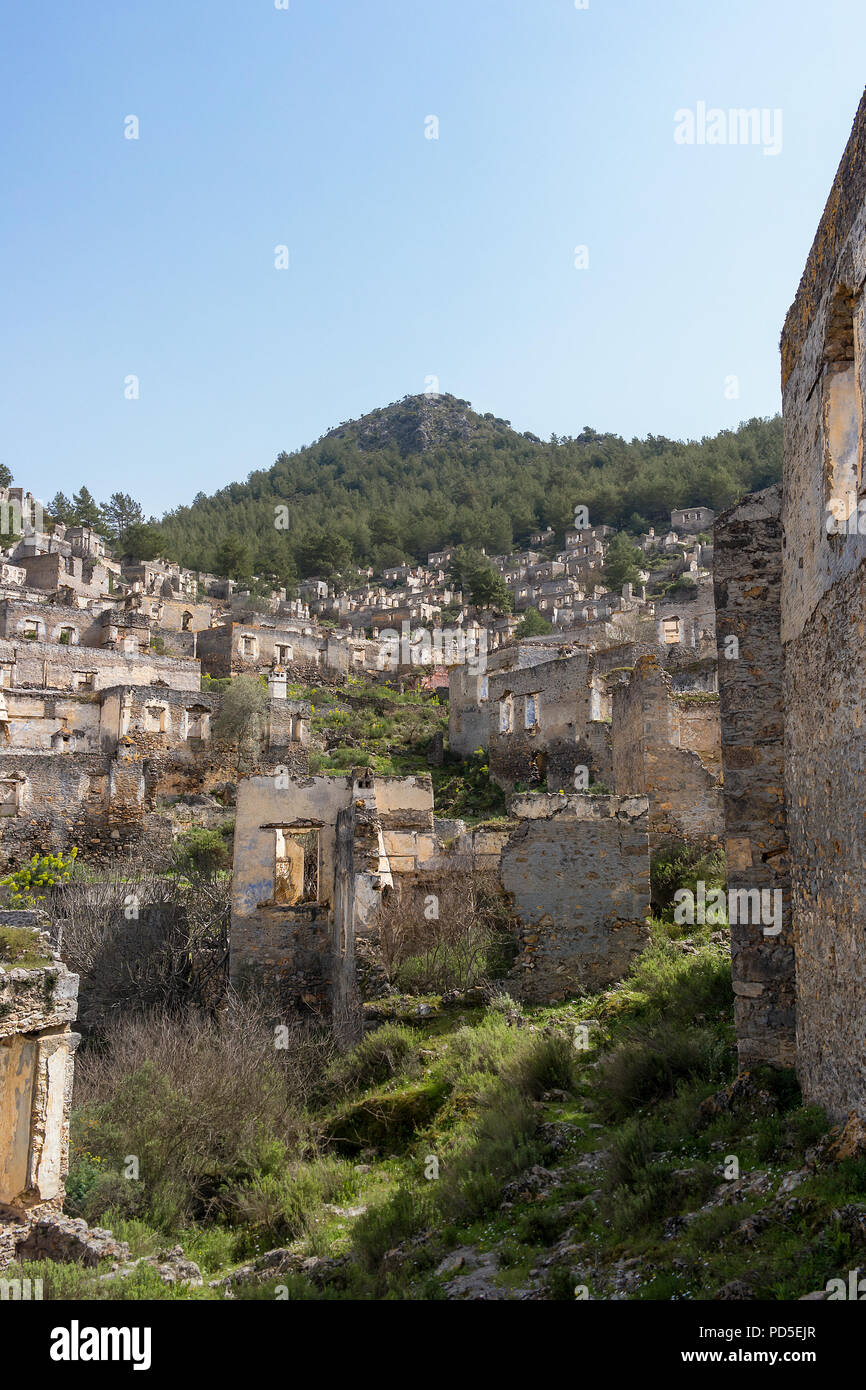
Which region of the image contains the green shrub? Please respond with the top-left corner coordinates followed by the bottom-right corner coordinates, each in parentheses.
top-left (325, 1022), bottom-right (421, 1094)
top-left (353, 1185), bottom-right (434, 1272)
top-left (173, 828), bottom-right (230, 877)
top-left (0, 848), bottom-right (77, 907)
top-left (650, 840), bottom-right (726, 920)
top-left (597, 1021), bottom-right (728, 1119)
top-left (507, 1031), bottom-right (575, 1099)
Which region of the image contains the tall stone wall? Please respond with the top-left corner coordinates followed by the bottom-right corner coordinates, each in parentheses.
top-left (713, 485), bottom-right (795, 1068)
top-left (448, 665), bottom-right (488, 757)
top-left (779, 88), bottom-right (866, 1118)
top-left (500, 793), bottom-right (650, 1002)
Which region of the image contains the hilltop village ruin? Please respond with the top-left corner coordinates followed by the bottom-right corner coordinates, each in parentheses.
top-left (0, 489), bottom-right (718, 1009)
top-left (4, 88), bottom-right (866, 1271)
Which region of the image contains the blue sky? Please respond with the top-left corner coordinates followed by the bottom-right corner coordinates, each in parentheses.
top-left (1, 0), bottom-right (864, 515)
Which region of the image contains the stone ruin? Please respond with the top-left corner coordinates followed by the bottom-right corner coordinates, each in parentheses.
top-left (715, 86), bottom-right (866, 1119)
top-left (0, 910), bottom-right (80, 1269)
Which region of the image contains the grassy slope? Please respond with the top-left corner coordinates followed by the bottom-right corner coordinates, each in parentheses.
top-left (24, 918), bottom-right (866, 1302)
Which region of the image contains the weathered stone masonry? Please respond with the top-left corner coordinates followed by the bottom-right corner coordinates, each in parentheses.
top-left (1, 912), bottom-right (79, 1266)
top-left (611, 652), bottom-right (723, 849)
top-left (779, 88), bottom-right (866, 1119)
top-left (500, 793), bottom-right (650, 1003)
top-left (716, 89), bottom-right (866, 1117)
top-left (713, 486), bottom-right (794, 1069)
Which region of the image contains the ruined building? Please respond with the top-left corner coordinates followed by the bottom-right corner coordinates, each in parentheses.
top-left (715, 88), bottom-right (866, 1117)
top-left (0, 913), bottom-right (79, 1266)
top-left (611, 652), bottom-right (723, 850)
top-left (230, 772), bottom-right (436, 1017)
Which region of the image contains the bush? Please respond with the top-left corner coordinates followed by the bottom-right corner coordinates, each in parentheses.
top-left (375, 871), bottom-right (516, 994)
top-left (71, 1001), bottom-right (333, 1228)
top-left (47, 860), bottom-right (231, 1018)
top-left (0, 848), bottom-right (77, 907)
top-left (0, 924), bottom-right (52, 967)
top-left (324, 1022), bottom-right (421, 1094)
top-left (507, 1031), bottom-right (575, 1099)
top-left (173, 828), bottom-right (230, 877)
top-left (650, 840), bottom-right (726, 920)
top-left (596, 1021), bottom-right (729, 1119)
top-left (353, 1186), bottom-right (434, 1272)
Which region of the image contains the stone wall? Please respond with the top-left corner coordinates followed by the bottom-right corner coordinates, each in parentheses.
top-left (448, 664), bottom-right (489, 757)
top-left (611, 653), bottom-right (723, 849)
top-left (0, 637), bottom-right (200, 694)
top-left (779, 89), bottom-right (866, 1118)
top-left (487, 650), bottom-right (611, 792)
top-left (713, 485), bottom-right (795, 1069)
top-left (499, 793), bottom-right (650, 1002)
top-left (0, 913), bottom-right (79, 1227)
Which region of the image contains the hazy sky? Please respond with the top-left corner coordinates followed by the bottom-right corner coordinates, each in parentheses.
top-left (2, 0), bottom-right (865, 515)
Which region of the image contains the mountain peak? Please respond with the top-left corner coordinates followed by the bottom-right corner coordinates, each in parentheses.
top-left (322, 393), bottom-right (532, 457)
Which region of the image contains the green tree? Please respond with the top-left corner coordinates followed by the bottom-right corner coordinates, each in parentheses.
top-left (100, 492), bottom-right (144, 543)
top-left (294, 526), bottom-right (352, 578)
top-left (214, 537), bottom-right (253, 583)
top-left (515, 607), bottom-right (553, 637)
top-left (603, 532), bottom-right (642, 591)
top-left (173, 827), bottom-right (231, 878)
top-left (447, 547), bottom-right (488, 592)
top-left (50, 491), bottom-right (75, 525)
top-left (468, 563), bottom-right (513, 614)
top-left (71, 486), bottom-right (102, 528)
top-left (253, 532), bottom-right (298, 591)
top-left (213, 676), bottom-right (269, 774)
top-left (122, 522), bottom-right (167, 561)
top-left (0, 463), bottom-right (12, 488)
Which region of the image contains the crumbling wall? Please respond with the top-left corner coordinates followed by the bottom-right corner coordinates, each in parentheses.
top-left (611, 653), bottom-right (723, 848)
top-left (487, 651), bottom-right (598, 792)
top-left (448, 665), bottom-right (488, 757)
top-left (500, 793), bottom-right (650, 1002)
top-left (0, 913), bottom-right (79, 1234)
top-left (714, 485), bottom-right (794, 1069)
top-left (0, 637), bottom-right (200, 693)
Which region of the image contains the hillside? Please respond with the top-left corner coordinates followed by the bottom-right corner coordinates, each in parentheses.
top-left (28, 912), bottom-right (859, 1303)
top-left (157, 394), bottom-right (782, 584)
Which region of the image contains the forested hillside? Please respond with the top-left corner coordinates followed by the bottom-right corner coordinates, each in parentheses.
top-left (91, 394), bottom-right (783, 585)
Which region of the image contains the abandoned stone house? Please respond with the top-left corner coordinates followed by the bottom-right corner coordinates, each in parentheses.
top-left (17, 551), bottom-right (113, 600)
top-left (670, 506), bottom-right (715, 535)
top-left (229, 772), bottom-right (436, 1014)
top-left (228, 766), bottom-right (658, 1016)
top-left (197, 618), bottom-right (379, 681)
top-left (121, 559), bottom-right (197, 601)
top-left (486, 649), bottom-right (614, 793)
top-left (714, 87), bottom-right (866, 1120)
